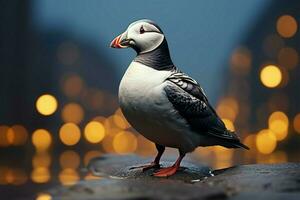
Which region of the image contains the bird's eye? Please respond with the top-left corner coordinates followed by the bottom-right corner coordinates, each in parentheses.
top-left (140, 26), bottom-right (145, 34)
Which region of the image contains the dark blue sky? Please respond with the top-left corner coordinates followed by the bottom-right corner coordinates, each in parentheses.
top-left (32, 0), bottom-right (270, 101)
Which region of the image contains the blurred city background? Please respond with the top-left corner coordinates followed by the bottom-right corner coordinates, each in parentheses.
top-left (1, 0), bottom-right (300, 199)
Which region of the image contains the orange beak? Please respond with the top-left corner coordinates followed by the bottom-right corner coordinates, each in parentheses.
top-left (110, 34), bottom-right (123, 48)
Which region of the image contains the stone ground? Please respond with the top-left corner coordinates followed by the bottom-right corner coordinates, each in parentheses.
top-left (49, 154), bottom-right (300, 200)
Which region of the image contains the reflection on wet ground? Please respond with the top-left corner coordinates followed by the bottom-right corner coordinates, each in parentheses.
top-left (1, 148), bottom-right (298, 199)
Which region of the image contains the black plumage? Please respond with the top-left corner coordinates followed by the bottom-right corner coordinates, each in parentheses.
top-left (164, 71), bottom-right (249, 150)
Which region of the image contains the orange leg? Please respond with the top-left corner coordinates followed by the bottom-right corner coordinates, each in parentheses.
top-left (129, 144), bottom-right (165, 171)
top-left (153, 151), bottom-right (185, 177)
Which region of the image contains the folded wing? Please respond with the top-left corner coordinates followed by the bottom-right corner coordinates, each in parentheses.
top-left (164, 70), bottom-right (249, 149)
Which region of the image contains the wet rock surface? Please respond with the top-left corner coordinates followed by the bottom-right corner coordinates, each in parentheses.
top-left (49, 155), bottom-right (300, 200)
top-left (88, 154), bottom-right (213, 182)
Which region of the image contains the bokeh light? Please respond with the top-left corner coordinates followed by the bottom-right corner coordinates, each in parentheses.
top-left (59, 150), bottom-right (80, 169)
top-left (113, 131), bottom-right (137, 154)
top-left (59, 168), bottom-right (79, 186)
top-left (101, 135), bottom-right (115, 153)
top-left (61, 103), bottom-right (84, 124)
top-left (32, 129), bottom-right (52, 152)
top-left (59, 123), bottom-right (81, 146)
top-left (36, 193), bottom-right (52, 200)
top-left (32, 153), bottom-right (51, 168)
top-left (243, 134), bottom-right (257, 151)
top-left (221, 118), bottom-right (235, 131)
top-left (213, 146), bottom-right (234, 169)
top-left (84, 121), bottom-right (105, 143)
top-left (62, 74), bottom-right (84, 97)
top-left (260, 65), bottom-right (282, 88)
top-left (293, 113), bottom-right (300, 134)
top-left (216, 97), bottom-right (239, 121)
top-left (0, 166), bottom-right (9, 185)
top-left (256, 129), bottom-right (277, 154)
top-left (112, 114), bottom-right (130, 130)
top-left (31, 167), bottom-right (50, 183)
top-left (3, 168), bottom-right (28, 185)
top-left (0, 125), bottom-right (10, 147)
top-left (6, 125), bottom-right (28, 146)
top-left (276, 15), bottom-right (298, 38)
top-left (36, 94), bottom-right (58, 116)
top-left (268, 111), bottom-right (289, 141)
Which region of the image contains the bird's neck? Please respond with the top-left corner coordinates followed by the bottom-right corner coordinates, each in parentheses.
top-left (133, 39), bottom-right (175, 71)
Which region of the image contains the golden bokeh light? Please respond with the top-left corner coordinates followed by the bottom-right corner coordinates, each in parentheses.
top-left (256, 129), bottom-right (277, 154)
top-left (59, 123), bottom-right (81, 146)
top-left (276, 15), bottom-right (298, 38)
top-left (59, 150), bottom-right (80, 169)
top-left (243, 134), bottom-right (256, 151)
top-left (36, 94), bottom-right (58, 116)
top-left (260, 65), bottom-right (282, 88)
top-left (0, 125), bottom-right (9, 147)
top-left (84, 121), bottom-right (105, 143)
top-left (0, 168), bottom-right (27, 185)
top-left (61, 103), bottom-right (84, 124)
top-left (31, 167), bottom-right (50, 183)
top-left (221, 118), bottom-right (235, 131)
top-left (216, 97), bottom-right (239, 121)
top-left (213, 146), bottom-right (234, 169)
top-left (59, 168), bottom-right (79, 186)
top-left (268, 111), bottom-right (289, 141)
top-left (112, 114), bottom-right (130, 130)
top-left (102, 116), bottom-right (123, 137)
top-left (101, 135), bottom-right (115, 153)
top-left (84, 150), bottom-right (102, 166)
top-left (6, 168), bottom-right (28, 185)
top-left (32, 129), bottom-right (52, 152)
top-left (113, 131), bottom-right (137, 154)
top-left (6, 125), bottom-right (28, 146)
top-left (4, 169), bottom-right (15, 184)
top-left (36, 193), bottom-right (52, 200)
top-left (0, 166), bottom-right (9, 185)
top-left (32, 153), bottom-right (51, 168)
top-left (62, 74), bottom-right (84, 97)
top-left (278, 47), bottom-right (299, 70)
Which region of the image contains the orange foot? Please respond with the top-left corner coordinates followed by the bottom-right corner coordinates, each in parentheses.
top-left (129, 162), bottom-right (160, 172)
top-left (153, 165), bottom-right (179, 177)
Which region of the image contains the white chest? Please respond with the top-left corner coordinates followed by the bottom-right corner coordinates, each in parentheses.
top-left (119, 62), bottom-right (171, 111)
top-left (118, 62), bottom-right (197, 150)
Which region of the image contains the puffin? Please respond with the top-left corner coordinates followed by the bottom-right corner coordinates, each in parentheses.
top-left (110, 19), bottom-right (249, 177)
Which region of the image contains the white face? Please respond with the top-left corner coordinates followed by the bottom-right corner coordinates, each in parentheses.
top-left (121, 20), bottom-right (165, 53)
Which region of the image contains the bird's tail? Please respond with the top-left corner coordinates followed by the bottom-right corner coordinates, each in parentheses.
top-left (228, 130), bottom-right (250, 150)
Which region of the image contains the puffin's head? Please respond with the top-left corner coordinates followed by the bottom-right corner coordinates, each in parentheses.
top-left (110, 19), bottom-right (164, 54)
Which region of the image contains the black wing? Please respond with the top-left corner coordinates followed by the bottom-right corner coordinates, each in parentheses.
top-left (165, 71), bottom-right (249, 149)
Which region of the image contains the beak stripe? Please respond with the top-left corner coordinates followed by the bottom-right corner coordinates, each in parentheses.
top-left (110, 33), bottom-right (127, 48)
